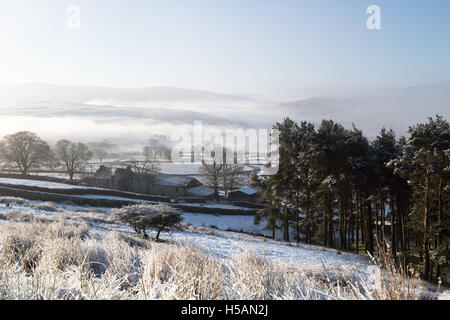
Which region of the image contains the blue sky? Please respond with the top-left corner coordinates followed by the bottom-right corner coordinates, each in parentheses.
top-left (0, 0), bottom-right (449, 96)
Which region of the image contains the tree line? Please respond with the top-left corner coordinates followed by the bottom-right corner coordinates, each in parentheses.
top-left (0, 131), bottom-right (177, 180)
top-left (251, 115), bottom-right (449, 283)
top-left (0, 131), bottom-right (95, 180)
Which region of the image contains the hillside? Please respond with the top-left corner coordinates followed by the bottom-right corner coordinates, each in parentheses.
top-left (0, 196), bottom-right (446, 300)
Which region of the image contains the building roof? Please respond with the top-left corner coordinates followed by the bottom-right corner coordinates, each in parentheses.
top-left (94, 166), bottom-right (201, 188)
top-left (229, 186), bottom-right (258, 195)
top-left (152, 174), bottom-right (198, 188)
top-left (93, 166), bottom-right (113, 178)
top-left (186, 185), bottom-right (215, 197)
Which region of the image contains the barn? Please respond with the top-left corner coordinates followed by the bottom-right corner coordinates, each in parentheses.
top-left (227, 186), bottom-right (260, 203)
top-left (93, 166), bottom-right (205, 198)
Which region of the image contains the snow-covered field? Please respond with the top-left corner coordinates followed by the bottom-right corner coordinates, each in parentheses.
top-left (181, 212), bottom-right (300, 241)
top-left (180, 202), bottom-right (255, 211)
top-left (0, 199), bottom-right (369, 274)
top-left (31, 172), bottom-right (85, 180)
top-left (0, 177), bottom-right (104, 190)
top-left (0, 199), bottom-right (374, 281)
top-left (158, 162), bottom-right (202, 175)
top-left (99, 162), bottom-right (257, 175)
top-left (0, 197), bottom-right (447, 300)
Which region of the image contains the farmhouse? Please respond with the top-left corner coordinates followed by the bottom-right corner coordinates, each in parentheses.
top-left (92, 166), bottom-right (114, 188)
top-left (93, 166), bottom-right (205, 198)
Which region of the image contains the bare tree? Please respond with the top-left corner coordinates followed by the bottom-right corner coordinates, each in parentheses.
top-left (127, 160), bottom-right (145, 174)
top-left (88, 141), bottom-right (116, 161)
top-left (143, 146), bottom-right (152, 160)
top-left (200, 146), bottom-right (243, 198)
top-left (127, 159), bottom-right (161, 174)
top-left (143, 146), bottom-right (161, 173)
top-left (127, 146), bottom-right (161, 174)
top-left (146, 135), bottom-right (172, 159)
top-left (92, 148), bottom-right (108, 163)
top-left (221, 164), bottom-right (244, 196)
top-left (0, 131), bottom-right (52, 175)
top-left (199, 146), bottom-right (224, 201)
top-left (55, 140), bottom-right (93, 180)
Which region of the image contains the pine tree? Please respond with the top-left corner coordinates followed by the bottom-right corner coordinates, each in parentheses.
top-left (391, 115), bottom-right (450, 281)
top-left (254, 115), bottom-right (449, 283)
top-left (291, 121), bottom-right (320, 244)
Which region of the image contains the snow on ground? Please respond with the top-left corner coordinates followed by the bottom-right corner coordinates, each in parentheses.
top-left (0, 177), bottom-right (105, 190)
top-left (75, 194), bottom-right (147, 201)
top-left (238, 186), bottom-right (258, 195)
top-left (0, 177), bottom-right (165, 199)
top-left (0, 201), bottom-right (372, 276)
top-left (181, 212), bottom-right (303, 241)
top-left (1, 200), bottom-right (448, 299)
top-left (158, 162), bottom-right (201, 175)
top-left (179, 202), bottom-right (254, 210)
top-left (439, 290), bottom-right (450, 300)
top-left (170, 213), bottom-right (372, 275)
top-left (0, 201), bottom-right (53, 216)
top-left (183, 212), bottom-right (268, 235)
top-left (32, 172), bottom-right (84, 180)
top-left (137, 162), bottom-right (256, 175)
top-left (173, 228), bottom-right (371, 275)
top-left (88, 212), bottom-right (373, 278)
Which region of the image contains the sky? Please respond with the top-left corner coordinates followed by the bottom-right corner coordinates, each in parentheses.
top-left (0, 0), bottom-right (449, 97)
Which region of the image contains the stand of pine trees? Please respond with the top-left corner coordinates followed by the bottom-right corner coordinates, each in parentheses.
top-left (252, 115), bottom-right (449, 284)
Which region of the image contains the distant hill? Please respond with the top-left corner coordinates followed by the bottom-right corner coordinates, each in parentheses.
top-left (269, 84), bottom-right (450, 137)
top-left (0, 83), bottom-right (253, 107)
top-left (0, 82), bottom-right (448, 146)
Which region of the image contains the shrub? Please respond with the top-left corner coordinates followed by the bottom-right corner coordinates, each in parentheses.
top-left (0, 196), bottom-right (29, 208)
top-left (0, 209), bottom-right (34, 222)
top-left (31, 202), bottom-right (59, 212)
top-left (112, 203), bottom-right (183, 241)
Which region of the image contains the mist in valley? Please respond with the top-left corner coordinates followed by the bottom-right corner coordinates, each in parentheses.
top-left (1, 82), bottom-right (449, 156)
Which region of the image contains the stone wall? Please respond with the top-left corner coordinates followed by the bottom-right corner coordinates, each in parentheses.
top-left (0, 185), bottom-right (258, 215)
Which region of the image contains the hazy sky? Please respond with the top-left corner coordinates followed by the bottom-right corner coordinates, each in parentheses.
top-left (1, 0), bottom-right (449, 97)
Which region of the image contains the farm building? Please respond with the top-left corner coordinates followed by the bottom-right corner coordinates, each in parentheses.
top-left (93, 166), bottom-right (205, 198)
top-left (185, 185), bottom-right (215, 199)
top-left (227, 186), bottom-right (260, 203)
top-left (92, 166), bottom-right (114, 188)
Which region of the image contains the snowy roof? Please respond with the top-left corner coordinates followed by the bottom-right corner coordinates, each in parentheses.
top-left (151, 174), bottom-right (199, 188)
top-left (186, 185), bottom-right (215, 197)
top-left (240, 187), bottom-right (258, 195)
top-left (94, 166), bottom-right (113, 178)
top-left (230, 186), bottom-right (258, 195)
